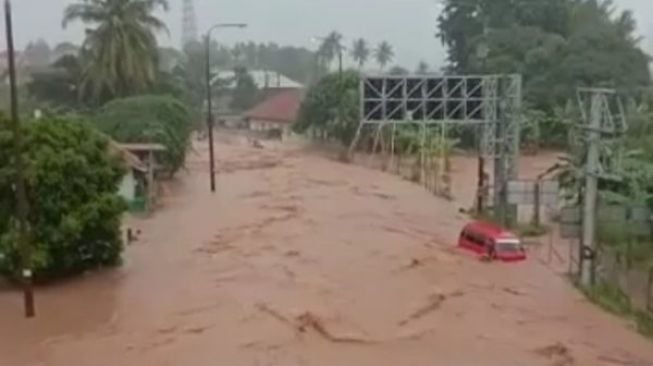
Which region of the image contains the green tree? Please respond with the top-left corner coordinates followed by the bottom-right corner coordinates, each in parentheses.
top-left (389, 65), bottom-right (409, 75)
top-left (351, 38), bottom-right (370, 70)
top-left (23, 39), bottom-right (52, 68)
top-left (27, 55), bottom-right (82, 109)
top-left (62, 0), bottom-right (169, 103)
top-left (318, 31), bottom-right (344, 70)
top-left (295, 71), bottom-right (360, 144)
top-left (94, 95), bottom-right (192, 174)
top-left (230, 67), bottom-right (259, 112)
top-left (374, 41), bottom-right (394, 70)
top-left (437, 0), bottom-right (650, 146)
top-left (0, 115), bottom-right (127, 280)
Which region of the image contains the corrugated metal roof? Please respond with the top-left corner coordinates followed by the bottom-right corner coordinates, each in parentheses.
top-left (211, 69), bottom-right (303, 90)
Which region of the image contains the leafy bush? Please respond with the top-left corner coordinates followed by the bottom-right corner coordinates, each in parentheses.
top-left (94, 95), bottom-right (192, 174)
top-left (0, 115), bottom-right (127, 281)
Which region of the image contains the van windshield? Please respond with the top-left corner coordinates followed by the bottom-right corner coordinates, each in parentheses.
top-left (496, 240), bottom-right (523, 253)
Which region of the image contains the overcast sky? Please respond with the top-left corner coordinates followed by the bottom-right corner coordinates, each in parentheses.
top-left (4, 0), bottom-right (653, 69)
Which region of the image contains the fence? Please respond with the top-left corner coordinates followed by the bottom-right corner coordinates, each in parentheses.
top-left (564, 204), bottom-right (653, 313)
top-left (598, 249), bottom-right (653, 312)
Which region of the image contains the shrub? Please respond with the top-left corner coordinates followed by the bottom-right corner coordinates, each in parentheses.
top-left (0, 115), bottom-right (127, 281)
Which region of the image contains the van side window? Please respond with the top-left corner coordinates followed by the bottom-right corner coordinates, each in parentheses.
top-left (464, 230), bottom-right (485, 247)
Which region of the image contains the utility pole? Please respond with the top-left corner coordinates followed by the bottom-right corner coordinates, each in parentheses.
top-left (204, 34), bottom-right (216, 193)
top-left (204, 23), bottom-right (247, 193)
top-left (5, 0), bottom-right (35, 318)
top-left (476, 13), bottom-right (490, 215)
top-left (580, 92), bottom-right (601, 287)
top-left (575, 87), bottom-right (626, 287)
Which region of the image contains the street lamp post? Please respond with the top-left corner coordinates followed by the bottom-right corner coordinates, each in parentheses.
top-left (4, 0), bottom-right (34, 318)
top-left (205, 23), bottom-right (247, 193)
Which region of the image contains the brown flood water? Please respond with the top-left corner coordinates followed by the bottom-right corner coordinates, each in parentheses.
top-left (1, 134), bottom-right (652, 366)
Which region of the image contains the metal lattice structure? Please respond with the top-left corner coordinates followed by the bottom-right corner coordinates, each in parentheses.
top-left (573, 87), bottom-right (628, 286)
top-left (574, 88), bottom-right (627, 180)
top-left (350, 74), bottom-right (523, 221)
top-left (182, 0), bottom-right (198, 47)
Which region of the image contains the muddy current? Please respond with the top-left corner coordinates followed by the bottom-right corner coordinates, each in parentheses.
top-left (1, 135), bottom-right (652, 366)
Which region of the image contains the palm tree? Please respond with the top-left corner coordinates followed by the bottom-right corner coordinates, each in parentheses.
top-left (350, 38), bottom-right (370, 70)
top-left (63, 0), bottom-right (169, 102)
top-left (318, 31), bottom-right (343, 71)
top-left (375, 41), bottom-right (394, 70)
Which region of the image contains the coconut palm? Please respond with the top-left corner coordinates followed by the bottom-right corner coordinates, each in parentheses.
top-left (350, 38), bottom-right (370, 70)
top-left (63, 0), bottom-right (169, 102)
top-left (318, 31), bottom-right (343, 70)
top-left (375, 41), bottom-right (394, 70)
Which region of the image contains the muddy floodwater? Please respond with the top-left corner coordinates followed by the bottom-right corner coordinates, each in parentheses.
top-left (1, 134), bottom-right (652, 366)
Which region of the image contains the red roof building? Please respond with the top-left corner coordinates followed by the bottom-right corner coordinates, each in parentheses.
top-left (244, 89), bottom-right (303, 138)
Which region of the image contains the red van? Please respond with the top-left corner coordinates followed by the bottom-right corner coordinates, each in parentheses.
top-left (458, 221), bottom-right (526, 262)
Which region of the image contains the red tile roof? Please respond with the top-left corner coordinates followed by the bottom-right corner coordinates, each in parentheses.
top-left (245, 89), bottom-right (303, 124)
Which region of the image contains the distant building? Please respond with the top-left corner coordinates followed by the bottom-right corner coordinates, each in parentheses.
top-left (244, 89), bottom-right (303, 139)
top-left (211, 69), bottom-right (303, 91)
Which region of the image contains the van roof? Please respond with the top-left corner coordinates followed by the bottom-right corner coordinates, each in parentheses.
top-left (464, 221), bottom-right (517, 240)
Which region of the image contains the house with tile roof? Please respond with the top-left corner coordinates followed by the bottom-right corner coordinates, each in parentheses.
top-left (243, 89), bottom-right (303, 139)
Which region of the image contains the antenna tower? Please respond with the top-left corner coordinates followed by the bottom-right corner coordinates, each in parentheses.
top-left (182, 0), bottom-right (198, 47)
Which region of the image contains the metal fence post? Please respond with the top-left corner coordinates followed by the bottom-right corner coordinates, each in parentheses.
top-left (533, 180), bottom-right (541, 227)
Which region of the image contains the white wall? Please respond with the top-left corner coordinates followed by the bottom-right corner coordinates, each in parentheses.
top-left (118, 171), bottom-right (136, 203)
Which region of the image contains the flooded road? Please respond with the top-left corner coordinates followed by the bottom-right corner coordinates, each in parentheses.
top-left (1, 135), bottom-right (652, 366)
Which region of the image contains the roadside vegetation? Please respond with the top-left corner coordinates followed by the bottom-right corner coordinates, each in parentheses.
top-left (94, 95), bottom-right (192, 174)
top-left (581, 281), bottom-right (653, 339)
top-left (0, 115), bottom-right (126, 281)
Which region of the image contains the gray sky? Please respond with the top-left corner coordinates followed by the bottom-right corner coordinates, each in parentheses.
top-left (4, 0), bottom-right (653, 69)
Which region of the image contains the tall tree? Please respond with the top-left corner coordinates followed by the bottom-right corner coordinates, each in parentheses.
top-left (27, 55), bottom-right (82, 108)
top-left (318, 31), bottom-right (344, 70)
top-left (23, 39), bottom-right (52, 68)
top-left (374, 41), bottom-right (394, 70)
top-left (230, 66), bottom-right (259, 112)
top-left (350, 38), bottom-right (370, 70)
top-left (62, 0), bottom-right (169, 103)
top-left (437, 0), bottom-right (650, 146)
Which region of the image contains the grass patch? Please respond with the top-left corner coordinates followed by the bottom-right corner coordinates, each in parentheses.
top-left (582, 281), bottom-right (632, 316)
top-left (580, 280), bottom-right (653, 339)
top-left (635, 310), bottom-right (653, 338)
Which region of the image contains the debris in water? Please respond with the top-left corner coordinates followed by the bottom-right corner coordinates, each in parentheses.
top-left (255, 303), bottom-right (374, 344)
top-left (399, 290), bottom-right (465, 327)
top-left (503, 287), bottom-right (528, 296)
top-left (398, 293), bottom-right (447, 326)
top-left (534, 342), bottom-right (575, 366)
top-left (295, 312), bottom-right (374, 344)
